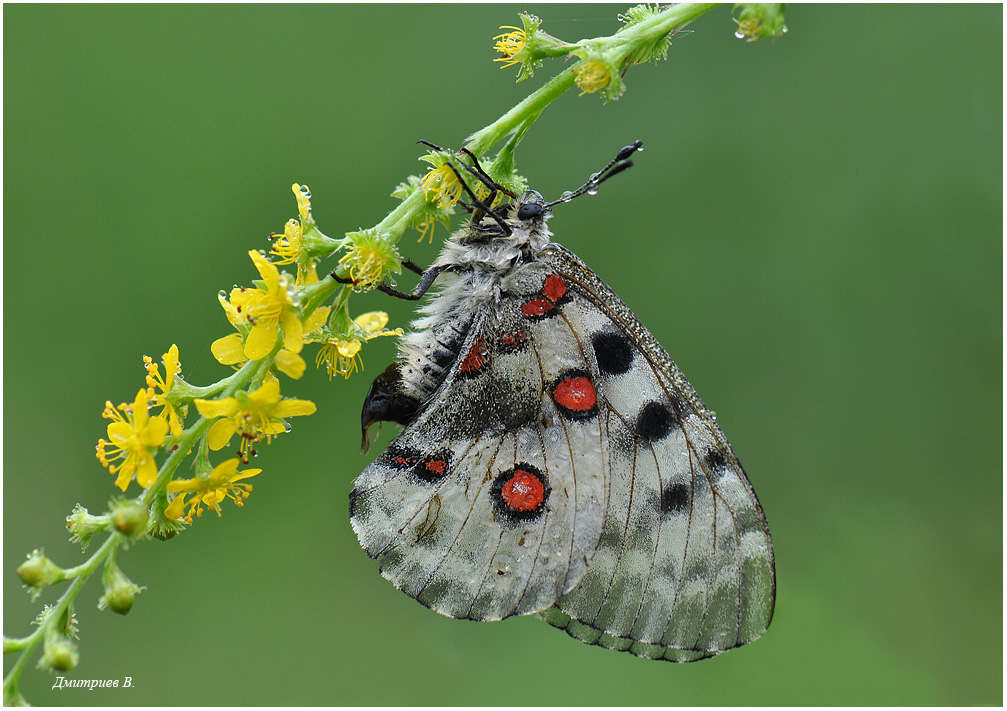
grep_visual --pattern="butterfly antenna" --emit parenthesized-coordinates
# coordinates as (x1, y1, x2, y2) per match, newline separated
(544, 140, 644, 208)
(417, 140, 512, 235)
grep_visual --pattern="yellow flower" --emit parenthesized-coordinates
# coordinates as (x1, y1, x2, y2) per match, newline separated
(734, 17, 762, 42)
(419, 161, 465, 209)
(270, 219, 319, 286)
(96, 389, 168, 491)
(211, 302, 330, 379)
(226, 250, 304, 361)
(165, 458, 261, 524)
(144, 344, 186, 436)
(391, 174, 455, 244)
(211, 333, 307, 380)
(337, 232, 400, 290)
(312, 311, 403, 380)
(573, 61, 611, 95)
(493, 26, 527, 68)
(269, 219, 302, 265)
(194, 379, 316, 461)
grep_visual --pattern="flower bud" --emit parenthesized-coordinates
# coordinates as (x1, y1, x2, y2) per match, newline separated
(99, 561, 144, 615)
(66, 504, 109, 550)
(109, 499, 149, 537)
(17, 551, 66, 597)
(40, 633, 79, 672)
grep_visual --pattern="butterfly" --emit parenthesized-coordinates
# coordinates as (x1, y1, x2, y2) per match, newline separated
(342, 141, 775, 662)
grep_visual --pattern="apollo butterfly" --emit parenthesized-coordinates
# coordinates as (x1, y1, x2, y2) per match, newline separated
(343, 141, 775, 661)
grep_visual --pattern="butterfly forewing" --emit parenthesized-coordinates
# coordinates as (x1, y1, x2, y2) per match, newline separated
(536, 244, 775, 661)
(350, 288, 607, 621)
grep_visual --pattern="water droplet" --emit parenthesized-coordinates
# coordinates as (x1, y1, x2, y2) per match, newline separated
(299, 185, 311, 198)
(587, 188, 598, 196)
(781, 25, 788, 33)
(218, 290, 227, 298)
(284, 423, 292, 433)
(560, 190, 573, 202)
(734, 31, 745, 39)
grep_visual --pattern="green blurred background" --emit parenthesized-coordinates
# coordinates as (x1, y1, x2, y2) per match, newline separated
(4, 4, 1001, 705)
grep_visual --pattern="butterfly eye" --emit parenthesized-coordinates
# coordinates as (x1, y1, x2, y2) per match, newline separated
(517, 203, 543, 221)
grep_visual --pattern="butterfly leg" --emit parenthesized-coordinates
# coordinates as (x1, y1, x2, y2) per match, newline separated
(402, 259, 426, 276)
(329, 263, 445, 301)
(375, 264, 445, 301)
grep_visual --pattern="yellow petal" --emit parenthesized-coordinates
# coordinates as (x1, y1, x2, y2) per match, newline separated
(260, 421, 288, 436)
(211, 334, 247, 365)
(280, 311, 304, 354)
(244, 322, 278, 360)
(228, 287, 253, 312)
(195, 397, 239, 419)
(248, 250, 280, 291)
(167, 477, 199, 494)
(210, 458, 241, 481)
(247, 379, 281, 408)
(136, 454, 159, 488)
(218, 292, 241, 324)
(275, 349, 306, 379)
(231, 469, 261, 483)
(303, 306, 330, 335)
(354, 311, 389, 334)
(336, 339, 362, 358)
(164, 492, 187, 520)
(164, 345, 180, 387)
(270, 398, 317, 419)
(113, 467, 133, 492)
(207, 419, 237, 451)
(131, 389, 150, 427)
(107, 421, 136, 444)
(138, 416, 169, 448)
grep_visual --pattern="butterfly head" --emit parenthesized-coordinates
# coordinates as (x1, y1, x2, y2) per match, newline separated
(461, 190, 552, 245)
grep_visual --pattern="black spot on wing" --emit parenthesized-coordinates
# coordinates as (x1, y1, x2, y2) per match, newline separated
(703, 447, 730, 482)
(592, 330, 634, 375)
(636, 401, 678, 442)
(661, 482, 691, 515)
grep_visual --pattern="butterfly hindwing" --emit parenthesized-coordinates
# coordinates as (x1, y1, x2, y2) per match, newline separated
(350, 278, 607, 621)
(535, 244, 776, 661)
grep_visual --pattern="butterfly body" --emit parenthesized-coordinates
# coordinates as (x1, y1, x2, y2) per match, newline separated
(350, 186, 775, 661)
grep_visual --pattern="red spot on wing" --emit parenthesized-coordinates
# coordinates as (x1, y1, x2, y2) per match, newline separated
(501, 469, 546, 512)
(458, 336, 488, 374)
(542, 274, 567, 303)
(521, 298, 555, 319)
(553, 374, 597, 413)
(499, 330, 527, 350)
(424, 459, 446, 475)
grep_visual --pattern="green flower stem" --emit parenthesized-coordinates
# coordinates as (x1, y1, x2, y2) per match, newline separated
(467, 3, 718, 156)
(466, 70, 577, 156)
(3, 534, 122, 704)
